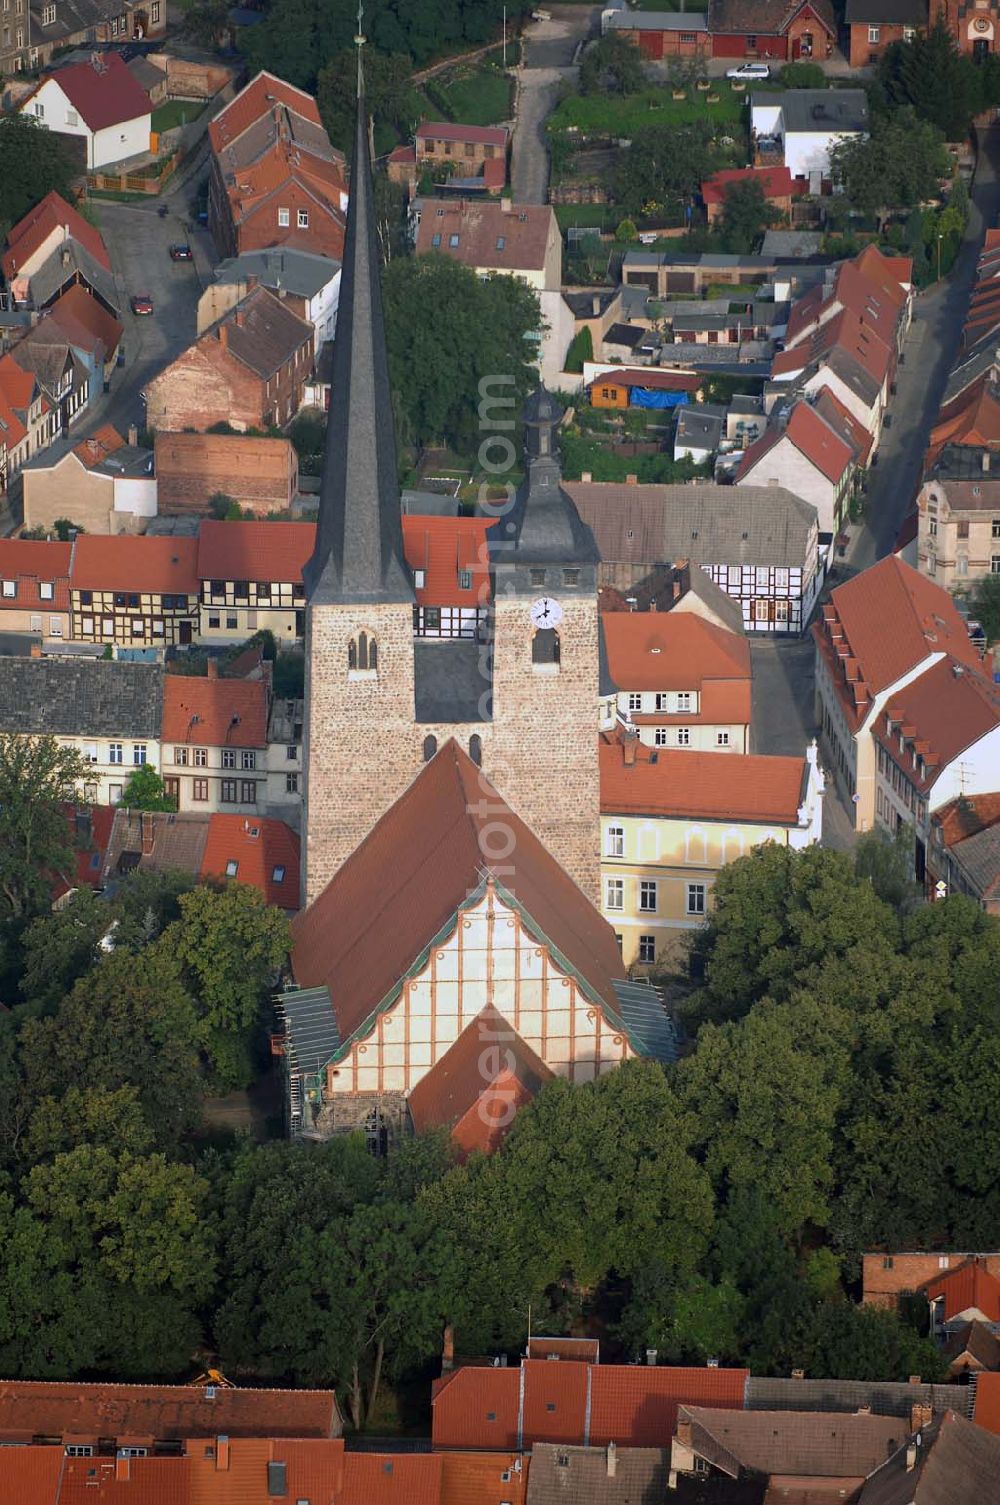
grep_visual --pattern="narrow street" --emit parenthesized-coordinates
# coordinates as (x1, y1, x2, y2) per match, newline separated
(511, 6, 598, 204)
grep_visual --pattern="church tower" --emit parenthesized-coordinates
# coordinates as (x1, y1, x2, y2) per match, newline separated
(301, 63, 417, 906)
(487, 389, 602, 903)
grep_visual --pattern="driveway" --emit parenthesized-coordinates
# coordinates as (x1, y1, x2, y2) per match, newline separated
(511, 6, 599, 205)
(89, 188, 216, 435)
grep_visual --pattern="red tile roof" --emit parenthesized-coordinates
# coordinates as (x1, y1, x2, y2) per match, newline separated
(0, 384, 28, 448)
(416, 121, 509, 149)
(0, 538, 72, 613)
(402, 514, 495, 608)
(588, 368, 702, 393)
(291, 739, 624, 1051)
(812, 385, 874, 465)
(186, 1435, 345, 1503)
(432, 1369, 522, 1450)
(701, 164, 799, 207)
(740, 401, 854, 486)
(200, 813, 301, 910)
(2, 189, 111, 278)
(209, 70, 324, 155)
(52, 801, 116, 902)
(70, 536, 199, 595)
(813, 556, 982, 730)
(432, 1362, 748, 1451)
(340, 1453, 444, 1505)
(600, 736, 808, 825)
(59, 1455, 189, 1505)
(0, 351, 46, 417)
(162, 672, 269, 748)
(196, 520, 314, 586)
(72, 424, 126, 468)
(925, 1258, 1000, 1323)
(415, 199, 554, 274)
(439, 1451, 527, 1505)
(407, 1005, 554, 1157)
(926, 374, 1000, 466)
(0, 1380, 340, 1444)
(0, 1444, 63, 1504)
(874, 657, 1000, 794)
(44, 51, 152, 132)
(933, 792, 1000, 850)
(48, 284, 123, 362)
(601, 611, 751, 725)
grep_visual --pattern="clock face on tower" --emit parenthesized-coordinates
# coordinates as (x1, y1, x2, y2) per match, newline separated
(531, 596, 563, 628)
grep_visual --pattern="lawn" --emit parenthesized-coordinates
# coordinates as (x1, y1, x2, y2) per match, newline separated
(151, 98, 207, 133)
(420, 50, 514, 128)
(548, 82, 745, 138)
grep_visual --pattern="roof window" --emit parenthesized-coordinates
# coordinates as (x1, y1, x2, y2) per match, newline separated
(225, 860, 238, 877)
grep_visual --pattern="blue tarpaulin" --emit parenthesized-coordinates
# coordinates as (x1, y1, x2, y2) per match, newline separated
(629, 389, 690, 409)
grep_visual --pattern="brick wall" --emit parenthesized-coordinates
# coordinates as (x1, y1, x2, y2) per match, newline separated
(862, 1251, 1000, 1307)
(155, 433, 298, 514)
(239, 188, 346, 262)
(144, 342, 262, 433)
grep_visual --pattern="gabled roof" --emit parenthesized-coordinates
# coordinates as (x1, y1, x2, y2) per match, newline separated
(587, 368, 702, 392)
(875, 657, 1000, 794)
(439, 1450, 527, 1505)
(600, 736, 809, 825)
(415, 198, 555, 273)
(415, 120, 508, 149)
(944, 1320, 1000, 1372)
(209, 70, 325, 156)
(0, 351, 45, 417)
(28, 234, 118, 313)
(0, 1446, 62, 1504)
(739, 401, 855, 486)
(340, 1452, 443, 1505)
(37, 51, 152, 131)
(185, 1436, 345, 1502)
(196, 520, 314, 584)
(162, 672, 269, 748)
(0, 538, 72, 614)
(407, 1005, 554, 1156)
(70, 535, 199, 595)
(2, 188, 111, 278)
(527, 1445, 668, 1505)
(59, 1454, 188, 1503)
(205, 285, 313, 380)
(46, 281, 123, 360)
(601, 609, 750, 699)
(709, 0, 836, 34)
(924, 1257, 1000, 1323)
(103, 809, 212, 886)
(200, 813, 301, 910)
(402, 513, 495, 608)
(859, 1410, 1000, 1505)
(290, 739, 625, 1051)
(844, 0, 926, 22)
(0, 1379, 340, 1443)
(73, 423, 125, 468)
(812, 385, 874, 464)
(701, 164, 799, 207)
(680, 1404, 907, 1480)
(0, 658, 163, 739)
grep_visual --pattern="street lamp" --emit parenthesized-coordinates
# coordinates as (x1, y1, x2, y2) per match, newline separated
(937, 233, 943, 282)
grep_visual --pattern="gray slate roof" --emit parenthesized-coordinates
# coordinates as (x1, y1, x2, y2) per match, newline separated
(606, 8, 707, 28)
(753, 88, 870, 135)
(859, 1410, 1000, 1505)
(414, 640, 491, 724)
(563, 481, 817, 569)
(22, 433, 153, 477)
(526, 1445, 670, 1505)
(761, 229, 824, 258)
(746, 1377, 973, 1420)
(680, 1405, 906, 1479)
(213, 285, 313, 380)
(305, 85, 412, 608)
(102, 808, 210, 884)
(950, 823, 1000, 901)
(0, 658, 163, 738)
(214, 247, 341, 301)
(676, 405, 726, 448)
(30, 238, 118, 315)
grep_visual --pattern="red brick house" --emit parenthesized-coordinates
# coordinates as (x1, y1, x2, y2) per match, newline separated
(707, 0, 837, 59)
(413, 121, 508, 190)
(701, 164, 801, 226)
(142, 285, 313, 433)
(604, 10, 711, 57)
(208, 70, 347, 262)
(940, 0, 1000, 55)
(862, 1249, 1000, 1310)
(844, 0, 926, 67)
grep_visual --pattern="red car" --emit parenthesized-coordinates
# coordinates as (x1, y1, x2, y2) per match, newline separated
(130, 294, 154, 316)
(168, 244, 193, 261)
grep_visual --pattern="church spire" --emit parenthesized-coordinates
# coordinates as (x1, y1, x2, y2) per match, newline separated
(304, 16, 413, 606)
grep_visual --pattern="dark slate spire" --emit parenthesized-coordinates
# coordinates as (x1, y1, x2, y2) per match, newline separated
(508, 386, 600, 566)
(303, 49, 412, 606)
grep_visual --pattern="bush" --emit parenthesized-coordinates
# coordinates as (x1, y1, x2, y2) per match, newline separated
(779, 62, 826, 88)
(563, 326, 594, 375)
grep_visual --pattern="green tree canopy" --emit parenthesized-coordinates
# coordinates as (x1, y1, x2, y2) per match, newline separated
(616, 120, 720, 218)
(0, 116, 78, 238)
(830, 110, 950, 228)
(121, 765, 177, 811)
(0, 734, 87, 929)
(383, 254, 540, 454)
(719, 179, 779, 255)
(875, 21, 989, 141)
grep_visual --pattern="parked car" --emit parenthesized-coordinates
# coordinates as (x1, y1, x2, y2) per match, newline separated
(130, 294, 154, 315)
(168, 243, 193, 261)
(726, 62, 771, 80)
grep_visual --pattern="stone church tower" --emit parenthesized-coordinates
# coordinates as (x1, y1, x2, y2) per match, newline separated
(302, 88, 602, 907)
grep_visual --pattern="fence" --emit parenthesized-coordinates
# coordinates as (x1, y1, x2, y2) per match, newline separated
(87, 151, 180, 197)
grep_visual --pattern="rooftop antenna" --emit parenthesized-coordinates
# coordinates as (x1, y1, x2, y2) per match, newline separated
(354, 1, 365, 100)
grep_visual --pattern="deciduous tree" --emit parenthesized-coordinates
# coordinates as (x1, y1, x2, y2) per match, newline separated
(0, 117, 78, 238)
(0, 734, 87, 926)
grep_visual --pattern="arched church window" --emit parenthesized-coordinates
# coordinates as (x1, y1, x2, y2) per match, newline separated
(469, 733, 482, 766)
(348, 638, 357, 670)
(348, 632, 379, 674)
(532, 627, 560, 666)
(423, 735, 437, 761)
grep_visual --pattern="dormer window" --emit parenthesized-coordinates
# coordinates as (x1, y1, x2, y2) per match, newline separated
(414, 569, 426, 588)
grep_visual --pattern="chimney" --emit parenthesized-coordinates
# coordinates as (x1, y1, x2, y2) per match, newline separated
(115, 1455, 130, 1482)
(61, 247, 70, 266)
(141, 812, 155, 856)
(63, 222, 70, 240)
(908, 1376, 922, 1386)
(791, 1369, 805, 1381)
(216, 1435, 230, 1472)
(625, 473, 638, 486)
(606, 1443, 617, 1479)
(676, 1420, 692, 1448)
(219, 324, 229, 349)
(127, 423, 138, 447)
(30, 642, 42, 658)
(500, 196, 512, 213)
(442, 1324, 455, 1372)
(623, 729, 638, 767)
(246, 273, 258, 292)
(592, 294, 601, 316)
(911, 1403, 932, 1432)
(905, 1443, 917, 1472)
(207, 658, 218, 679)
